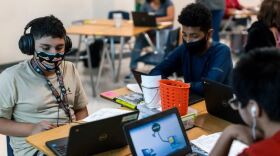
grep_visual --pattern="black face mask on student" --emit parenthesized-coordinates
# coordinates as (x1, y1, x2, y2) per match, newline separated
(34, 51, 64, 72)
(183, 36, 208, 55)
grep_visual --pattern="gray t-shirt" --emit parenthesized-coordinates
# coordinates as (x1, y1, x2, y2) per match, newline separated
(0, 60, 88, 156)
(196, 0, 225, 10)
(141, 0, 173, 17)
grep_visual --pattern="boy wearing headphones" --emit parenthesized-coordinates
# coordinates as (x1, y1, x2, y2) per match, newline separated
(0, 15, 88, 155)
(210, 48, 280, 155)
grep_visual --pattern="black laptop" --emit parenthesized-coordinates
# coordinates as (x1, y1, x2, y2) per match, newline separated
(132, 12, 157, 27)
(46, 111, 139, 156)
(203, 79, 244, 124)
(123, 108, 207, 156)
(131, 69, 204, 105)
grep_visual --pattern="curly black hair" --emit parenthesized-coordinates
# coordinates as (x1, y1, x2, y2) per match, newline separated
(29, 15, 66, 39)
(178, 3, 212, 32)
(233, 47, 280, 122)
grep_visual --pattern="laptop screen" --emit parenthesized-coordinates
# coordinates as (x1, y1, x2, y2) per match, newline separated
(126, 109, 190, 156)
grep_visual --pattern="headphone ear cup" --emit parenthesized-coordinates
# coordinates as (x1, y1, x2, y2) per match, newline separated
(18, 33, 34, 55)
(64, 36, 72, 54)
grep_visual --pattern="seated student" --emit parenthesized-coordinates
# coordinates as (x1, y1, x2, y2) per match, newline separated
(0, 15, 88, 155)
(126, 0, 175, 80)
(150, 3, 233, 95)
(210, 47, 280, 156)
(245, 0, 280, 52)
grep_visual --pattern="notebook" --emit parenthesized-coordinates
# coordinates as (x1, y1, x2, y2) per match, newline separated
(131, 69, 204, 105)
(113, 92, 144, 110)
(123, 108, 208, 156)
(46, 111, 139, 156)
(132, 12, 157, 27)
(203, 79, 244, 124)
(110, 70, 147, 109)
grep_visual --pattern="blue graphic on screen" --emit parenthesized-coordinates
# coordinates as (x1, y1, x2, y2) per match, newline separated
(129, 113, 187, 156)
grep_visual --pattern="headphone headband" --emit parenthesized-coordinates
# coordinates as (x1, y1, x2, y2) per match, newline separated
(19, 18, 72, 55)
(23, 18, 40, 35)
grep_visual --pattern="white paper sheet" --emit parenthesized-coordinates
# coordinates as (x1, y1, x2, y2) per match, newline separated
(126, 83, 142, 94)
(191, 132, 248, 156)
(82, 108, 132, 122)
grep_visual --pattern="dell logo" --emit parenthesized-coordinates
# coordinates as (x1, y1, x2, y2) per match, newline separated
(98, 133, 108, 141)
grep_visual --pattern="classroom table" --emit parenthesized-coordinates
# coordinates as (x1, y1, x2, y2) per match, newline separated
(67, 20, 172, 96)
(25, 102, 229, 155)
(26, 88, 230, 156)
(221, 9, 257, 33)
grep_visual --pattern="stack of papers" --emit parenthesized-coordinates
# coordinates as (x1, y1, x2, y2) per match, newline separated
(82, 108, 132, 122)
(191, 132, 248, 156)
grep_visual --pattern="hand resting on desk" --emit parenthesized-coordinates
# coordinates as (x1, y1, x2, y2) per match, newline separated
(30, 120, 57, 135)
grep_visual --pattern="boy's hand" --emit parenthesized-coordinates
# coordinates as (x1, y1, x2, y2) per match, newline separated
(30, 120, 56, 135)
(224, 124, 263, 145)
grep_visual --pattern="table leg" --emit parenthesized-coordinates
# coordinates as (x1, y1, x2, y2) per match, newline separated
(143, 33, 157, 53)
(84, 37, 97, 97)
(110, 37, 116, 80)
(156, 29, 161, 53)
(221, 16, 234, 34)
(115, 37, 125, 82)
(74, 35, 83, 66)
(96, 40, 113, 91)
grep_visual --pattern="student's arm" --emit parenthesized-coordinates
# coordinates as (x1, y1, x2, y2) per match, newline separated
(149, 46, 183, 78)
(74, 107, 88, 120)
(210, 124, 257, 156)
(0, 71, 56, 136)
(156, 5, 175, 22)
(191, 45, 233, 94)
(69, 62, 89, 121)
(0, 118, 55, 137)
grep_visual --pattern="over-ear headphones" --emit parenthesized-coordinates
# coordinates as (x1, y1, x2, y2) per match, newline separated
(251, 106, 257, 117)
(18, 19, 72, 55)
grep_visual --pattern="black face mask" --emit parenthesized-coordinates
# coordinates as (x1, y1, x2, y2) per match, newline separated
(183, 36, 208, 55)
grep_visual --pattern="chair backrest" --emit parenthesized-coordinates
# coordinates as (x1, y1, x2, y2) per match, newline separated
(164, 27, 181, 55)
(108, 10, 130, 20)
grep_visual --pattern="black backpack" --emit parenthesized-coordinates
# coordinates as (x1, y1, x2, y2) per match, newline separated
(82, 39, 104, 68)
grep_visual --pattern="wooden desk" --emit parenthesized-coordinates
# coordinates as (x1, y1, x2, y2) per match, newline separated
(67, 19, 172, 95)
(26, 88, 230, 155)
(221, 9, 257, 34)
(227, 9, 257, 18)
(67, 22, 153, 37)
(100, 87, 230, 135)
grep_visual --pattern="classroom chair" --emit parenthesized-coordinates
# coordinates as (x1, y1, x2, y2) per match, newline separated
(136, 27, 180, 66)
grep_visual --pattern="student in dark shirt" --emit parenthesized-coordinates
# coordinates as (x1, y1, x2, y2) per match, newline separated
(210, 48, 280, 156)
(245, 0, 280, 52)
(150, 3, 233, 95)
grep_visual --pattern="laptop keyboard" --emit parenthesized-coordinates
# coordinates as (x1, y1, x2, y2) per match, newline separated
(52, 144, 67, 156)
(189, 93, 204, 105)
(190, 143, 208, 156)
